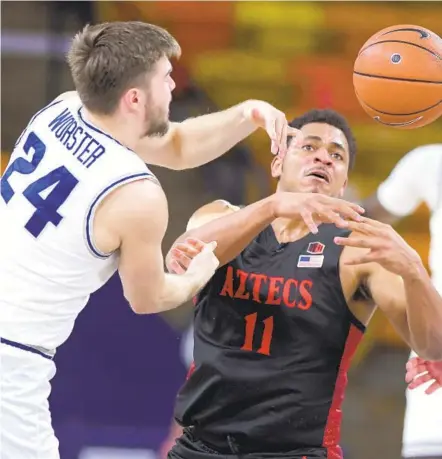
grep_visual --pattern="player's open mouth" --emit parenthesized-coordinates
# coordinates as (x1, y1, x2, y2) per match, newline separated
(305, 169, 330, 183)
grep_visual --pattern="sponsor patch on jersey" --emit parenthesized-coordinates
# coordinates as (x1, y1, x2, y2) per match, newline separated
(306, 241, 325, 254)
(297, 254, 324, 268)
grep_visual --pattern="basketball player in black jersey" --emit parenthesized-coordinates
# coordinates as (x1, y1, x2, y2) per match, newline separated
(165, 109, 442, 459)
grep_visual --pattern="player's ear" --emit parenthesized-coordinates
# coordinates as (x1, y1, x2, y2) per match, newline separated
(271, 154, 283, 179)
(121, 87, 144, 114)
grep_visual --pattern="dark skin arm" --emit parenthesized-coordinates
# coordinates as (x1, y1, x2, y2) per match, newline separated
(166, 195, 364, 269)
(336, 218, 442, 361)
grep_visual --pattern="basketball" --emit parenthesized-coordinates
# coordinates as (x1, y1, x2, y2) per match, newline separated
(353, 25, 442, 129)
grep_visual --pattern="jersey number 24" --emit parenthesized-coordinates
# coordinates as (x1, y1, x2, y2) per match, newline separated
(1, 131, 78, 237)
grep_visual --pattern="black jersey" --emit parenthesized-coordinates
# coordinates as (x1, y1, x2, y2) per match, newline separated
(174, 224, 366, 457)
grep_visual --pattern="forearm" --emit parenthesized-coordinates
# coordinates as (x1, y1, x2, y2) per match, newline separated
(167, 102, 256, 169)
(173, 196, 276, 267)
(154, 272, 206, 312)
(403, 265, 442, 360)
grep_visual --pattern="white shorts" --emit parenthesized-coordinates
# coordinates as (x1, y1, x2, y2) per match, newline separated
(0, 341, 59, 459)
(402, 352, 442, 458)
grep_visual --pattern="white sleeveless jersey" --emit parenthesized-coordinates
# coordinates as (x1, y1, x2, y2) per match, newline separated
(0, 94, 157, 351)
(377, 143, 442, 457)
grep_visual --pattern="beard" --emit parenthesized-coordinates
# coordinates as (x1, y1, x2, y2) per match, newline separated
(142, 98, 170, 137)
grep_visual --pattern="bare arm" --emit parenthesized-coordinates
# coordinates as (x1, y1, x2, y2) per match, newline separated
(97, 180, 218, 314)
(135, 100, 295, 170)
(364, 263, 413, 347)
(367, 262, 442, 360)
(137, 104, 254, 170)
(170, 198, 276, 267)
(167, 194, 364, 269)
(336, 220, 442, 361)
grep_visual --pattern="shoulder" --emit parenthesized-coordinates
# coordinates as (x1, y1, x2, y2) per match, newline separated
(187, 199, 241, 231)
(94, 178, 167, 253)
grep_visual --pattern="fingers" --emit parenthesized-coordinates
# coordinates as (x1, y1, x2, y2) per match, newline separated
(170, 247, 193, 269)
(349, 202, 366, 214)
(263, 115, 278, 155)
(173, 242, 201, 259)
(405, 358, 428, 379)
(405, 364, 428, 382)
(426, 381, 442, 395)
(314, 196, 364, 223)
(300, 210, 319, 234)
(279, 118, 288, 157)
(334, 235, 374, 249)
(343, 221, 379, 235)
(320, 210, 349, 228)
(407, 372, 433, 390)
(169, 259, 187, 275)
(185, 237, 207, 252)
(345, 218, 388, 235)
(287, 127, 303, 148)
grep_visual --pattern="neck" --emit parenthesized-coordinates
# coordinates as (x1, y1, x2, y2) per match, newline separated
(271, 218, 310, 244)
(83, 108, 139, 151)
(272, 183, 310, 243)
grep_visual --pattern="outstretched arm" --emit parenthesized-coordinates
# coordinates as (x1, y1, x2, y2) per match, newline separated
(335, 218, 442, 360)
(135, 100, 296, 170)
(167, 193, 364, 270)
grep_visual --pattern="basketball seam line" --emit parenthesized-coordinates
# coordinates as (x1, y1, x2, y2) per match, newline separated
(358, 39, 441, 60)
(361, 98, 442, 116)
(353, 71, 442, 85)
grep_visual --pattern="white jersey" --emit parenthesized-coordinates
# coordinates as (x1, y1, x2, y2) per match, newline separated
(0, 94, 157, 352)
(377, 143, 442, 457)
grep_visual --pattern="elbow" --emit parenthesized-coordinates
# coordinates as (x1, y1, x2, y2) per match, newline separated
(124, 291, 161, 315)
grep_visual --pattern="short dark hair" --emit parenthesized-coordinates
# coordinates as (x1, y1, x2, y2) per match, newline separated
(67, 21, 181, 115)
(289, 109, 357, 169)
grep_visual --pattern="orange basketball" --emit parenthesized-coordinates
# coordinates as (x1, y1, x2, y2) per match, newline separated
(353, 25, 442, 129)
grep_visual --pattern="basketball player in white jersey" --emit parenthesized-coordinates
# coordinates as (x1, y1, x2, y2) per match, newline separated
(0, 20, 326, 459)
(362, 143, 442, 459)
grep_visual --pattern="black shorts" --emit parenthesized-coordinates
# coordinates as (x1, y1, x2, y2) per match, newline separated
(168, 428, 329, 459)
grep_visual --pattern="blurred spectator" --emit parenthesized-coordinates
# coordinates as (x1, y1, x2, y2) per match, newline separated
(45, 1, 94, 101)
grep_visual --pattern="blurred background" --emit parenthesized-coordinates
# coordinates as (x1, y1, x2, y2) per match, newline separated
(1, 1, 442, 458)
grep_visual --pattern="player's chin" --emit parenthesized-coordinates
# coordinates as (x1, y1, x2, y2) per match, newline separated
(300, 179, 331, 194)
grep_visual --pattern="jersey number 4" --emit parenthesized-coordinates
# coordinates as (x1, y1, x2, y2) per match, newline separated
(241, 313, 274, 356)
(1, 131, 79, 237)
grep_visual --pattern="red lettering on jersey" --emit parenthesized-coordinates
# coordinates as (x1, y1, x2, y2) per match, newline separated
(234, 269, 251, 300)
(219, 266, 315, 312)
(282, 278, 298, 308)
(220, 265, 234, 297)
(266, 276, 284, 305)
(249, 273, 267, 303)
(298, 280, 313, 310)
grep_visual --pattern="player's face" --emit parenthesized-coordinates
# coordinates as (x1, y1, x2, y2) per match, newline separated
(142, 56, 175, 137)
(271, 123, 350, 197)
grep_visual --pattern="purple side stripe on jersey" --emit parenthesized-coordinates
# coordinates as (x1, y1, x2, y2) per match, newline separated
(1, 337, 53, 360)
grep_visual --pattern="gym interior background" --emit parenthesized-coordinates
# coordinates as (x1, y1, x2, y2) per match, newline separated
(1, 2, 441, 458)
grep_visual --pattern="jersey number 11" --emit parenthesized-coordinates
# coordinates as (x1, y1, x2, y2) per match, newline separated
(241, 313, 274, 356)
